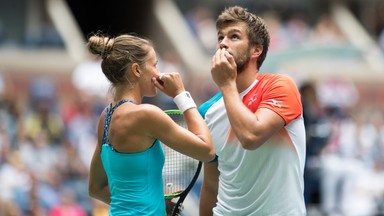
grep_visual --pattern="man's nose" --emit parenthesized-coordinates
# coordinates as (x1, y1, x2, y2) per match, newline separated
(219, 38, 229, 49)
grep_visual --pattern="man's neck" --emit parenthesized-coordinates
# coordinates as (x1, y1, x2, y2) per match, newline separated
(236, 68, 259, 93)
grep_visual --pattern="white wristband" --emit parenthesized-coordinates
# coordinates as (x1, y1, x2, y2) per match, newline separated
(173, 91, 197, 113)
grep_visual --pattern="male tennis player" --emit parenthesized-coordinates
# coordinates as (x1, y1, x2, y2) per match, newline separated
(199, 6, 306, 215)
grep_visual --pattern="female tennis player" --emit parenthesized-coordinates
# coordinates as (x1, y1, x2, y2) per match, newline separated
(87, 33, 215, 216)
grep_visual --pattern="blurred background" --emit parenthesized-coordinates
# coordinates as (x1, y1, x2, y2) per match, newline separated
(1, 0, 384, 215)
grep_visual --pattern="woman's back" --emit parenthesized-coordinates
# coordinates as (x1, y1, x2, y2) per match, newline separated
(101, 101, 166, 215)
(101, 142, 165, 215)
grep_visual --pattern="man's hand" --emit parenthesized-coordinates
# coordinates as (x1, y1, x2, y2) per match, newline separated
(211, 48, 237, 89)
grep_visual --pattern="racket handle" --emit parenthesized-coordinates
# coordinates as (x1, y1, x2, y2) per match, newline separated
(171, 199, 183, 216)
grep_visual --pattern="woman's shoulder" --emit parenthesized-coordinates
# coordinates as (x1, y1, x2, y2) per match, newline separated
(110, 103, 166, 137)
(136, 103, 164, 116)
(114, 103, 163, 121)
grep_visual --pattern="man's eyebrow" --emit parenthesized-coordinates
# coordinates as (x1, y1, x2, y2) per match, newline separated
(217, 28, 243, 36)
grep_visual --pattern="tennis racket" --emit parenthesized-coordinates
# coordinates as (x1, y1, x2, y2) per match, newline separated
(161, 109, 203, 216)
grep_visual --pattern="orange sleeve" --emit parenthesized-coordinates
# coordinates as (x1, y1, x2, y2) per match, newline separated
(258, 74, 302, 125)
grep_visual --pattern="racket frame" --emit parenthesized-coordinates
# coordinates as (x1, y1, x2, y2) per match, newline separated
(162, 109, 203, 216)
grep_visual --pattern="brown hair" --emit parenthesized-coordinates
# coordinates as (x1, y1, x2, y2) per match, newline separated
(216, 6, 270, 69)
(87, 33, 153, 87)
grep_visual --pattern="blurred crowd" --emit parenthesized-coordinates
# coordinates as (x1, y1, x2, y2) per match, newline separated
(300, 80, 384, 216)
(0, 70, 108, 216)
(1, 2, 384, 216)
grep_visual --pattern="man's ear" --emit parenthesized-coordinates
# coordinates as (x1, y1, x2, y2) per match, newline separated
(251, 45, 263, 58)
(131, 63, 141, 78)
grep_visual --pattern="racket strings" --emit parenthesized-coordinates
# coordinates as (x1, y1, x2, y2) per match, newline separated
(163, 146, 198, 195)
(162, 113, 199, 196)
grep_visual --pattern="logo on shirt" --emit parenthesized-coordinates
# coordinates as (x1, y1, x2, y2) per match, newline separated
(267, 99, 282, 108)
(247, 95, 257, 106)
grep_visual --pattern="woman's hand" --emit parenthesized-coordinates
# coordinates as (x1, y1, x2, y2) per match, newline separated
(153, 72, 185, 98)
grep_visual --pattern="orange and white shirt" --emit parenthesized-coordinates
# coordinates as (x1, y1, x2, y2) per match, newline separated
(199, 74, 306, 216)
